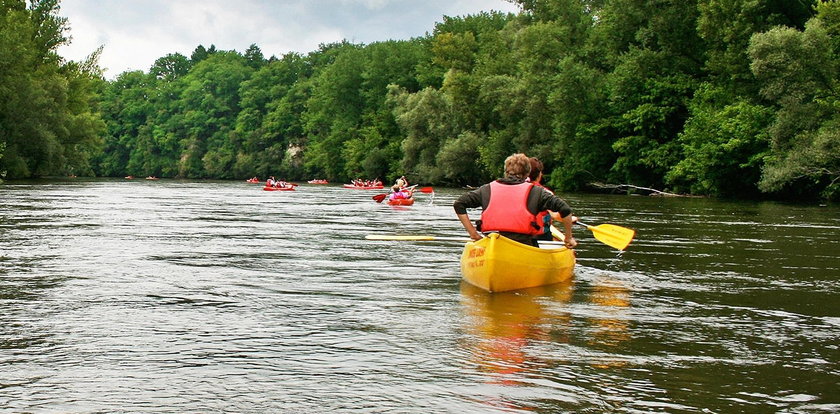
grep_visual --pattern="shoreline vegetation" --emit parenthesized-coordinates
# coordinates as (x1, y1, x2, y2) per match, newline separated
(0, 0, 838, 202)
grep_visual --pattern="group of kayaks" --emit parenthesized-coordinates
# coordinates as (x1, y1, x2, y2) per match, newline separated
(247, 178, 420, 206)
(342, 183, 384, 190)
(245, 177, 302, 191)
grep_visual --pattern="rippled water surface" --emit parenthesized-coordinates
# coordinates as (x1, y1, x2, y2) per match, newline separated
(1, 179, 838, 412)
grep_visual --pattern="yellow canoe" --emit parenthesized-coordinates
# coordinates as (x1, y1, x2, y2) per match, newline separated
(460, 233, 575, 292)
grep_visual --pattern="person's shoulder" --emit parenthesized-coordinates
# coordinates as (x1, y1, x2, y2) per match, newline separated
(475, 182, 494, 192)
(530, 184, 557, 199)
(533, 184, 553, 193)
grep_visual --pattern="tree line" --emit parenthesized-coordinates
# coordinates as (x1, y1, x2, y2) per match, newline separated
(1, 0, 838, 200)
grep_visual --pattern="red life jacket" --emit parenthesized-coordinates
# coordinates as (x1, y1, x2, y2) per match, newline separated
(481, 181, 541, 235)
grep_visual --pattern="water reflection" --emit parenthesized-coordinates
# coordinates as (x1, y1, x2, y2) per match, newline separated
(458, 275, 637, 411)
(586, 275, 632, 368)
(459, 281, 574, 384)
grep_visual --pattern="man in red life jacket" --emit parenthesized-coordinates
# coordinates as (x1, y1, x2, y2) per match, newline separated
(453, 153, 577, 248)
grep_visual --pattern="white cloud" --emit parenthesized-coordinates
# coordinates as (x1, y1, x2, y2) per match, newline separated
(57, 0, 519, 79)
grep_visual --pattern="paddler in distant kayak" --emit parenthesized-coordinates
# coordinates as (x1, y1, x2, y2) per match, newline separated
(453, 153, 577, 248)
(388, 185, 413, 201)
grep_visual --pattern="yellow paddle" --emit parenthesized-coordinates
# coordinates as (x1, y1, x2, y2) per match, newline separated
(550, 225, 566, 242)
(556, 221, 635, 250)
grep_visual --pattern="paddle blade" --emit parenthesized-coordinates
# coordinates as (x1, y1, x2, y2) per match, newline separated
(372, 193, 388, 203)
(417, 187, 434, 193)
(587, 223, 635, 250)
(550, 225, 565, 242)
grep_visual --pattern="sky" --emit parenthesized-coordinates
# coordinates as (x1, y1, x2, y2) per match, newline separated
(57, 0, 520, 79)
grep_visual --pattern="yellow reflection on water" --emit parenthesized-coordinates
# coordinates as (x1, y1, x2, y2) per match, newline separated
(459, 277, 635, 410)
(459, 280, 574, 386)
(587, 275, 631, 368)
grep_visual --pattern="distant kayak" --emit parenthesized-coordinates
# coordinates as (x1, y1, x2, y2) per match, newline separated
(343, 184, 384, 190)
(308, 179, 329, 184)
(263, 186, 295, 191)
(246, 178, 260, 183)
(387, 198, 415, 206)
(145, 176, 159, 180)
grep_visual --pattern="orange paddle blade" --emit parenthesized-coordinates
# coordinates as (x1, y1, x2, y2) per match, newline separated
(417, 187, 434, 193)
(372, 193, 388, 203)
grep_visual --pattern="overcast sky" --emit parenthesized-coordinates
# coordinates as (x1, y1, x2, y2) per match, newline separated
(57, 0, 520, 79)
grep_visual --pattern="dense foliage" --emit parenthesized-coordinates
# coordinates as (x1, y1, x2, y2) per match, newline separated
(0, 0, 104, 181)
(1, 0, 838, 200)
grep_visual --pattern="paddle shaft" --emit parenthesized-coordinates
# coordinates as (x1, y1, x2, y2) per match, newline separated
(365, 234, 567, 247)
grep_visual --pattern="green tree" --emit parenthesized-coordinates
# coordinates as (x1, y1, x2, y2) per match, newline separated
(302, 42, 365, 180)
(0, 0, 104, 178)
(95, 71, 155, 176)
(589, 0, 703, 189)
(389, 85, 461, 183)
(667, 85, 773, 197)
(236, 52, 310, 178)
(150, 53, 191, 81)
(749, 6, 840, 199)
(243, 43, 266, 69)
(190, 44, 217, 64)
(178, 51, 253, 178)
(698, 0, 815, 95)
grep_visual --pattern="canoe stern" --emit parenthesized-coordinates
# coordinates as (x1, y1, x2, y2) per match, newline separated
(461, 233, 574, 292)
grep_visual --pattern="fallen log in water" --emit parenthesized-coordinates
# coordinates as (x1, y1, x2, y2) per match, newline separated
(588, 182, 700, 197)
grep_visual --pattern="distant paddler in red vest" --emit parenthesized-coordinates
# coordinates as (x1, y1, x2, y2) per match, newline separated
(453, 153, 577, 248)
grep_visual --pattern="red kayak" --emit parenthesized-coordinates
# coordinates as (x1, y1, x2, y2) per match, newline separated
(263, 186, 295, 191)
(308, 179, 329, 184)
(387, 198, 415, 206)
(343, 184, 384, 190)
(246, 178, 260, 183)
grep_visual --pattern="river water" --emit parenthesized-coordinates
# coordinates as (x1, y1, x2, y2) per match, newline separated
(1, 179, 838, 413)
